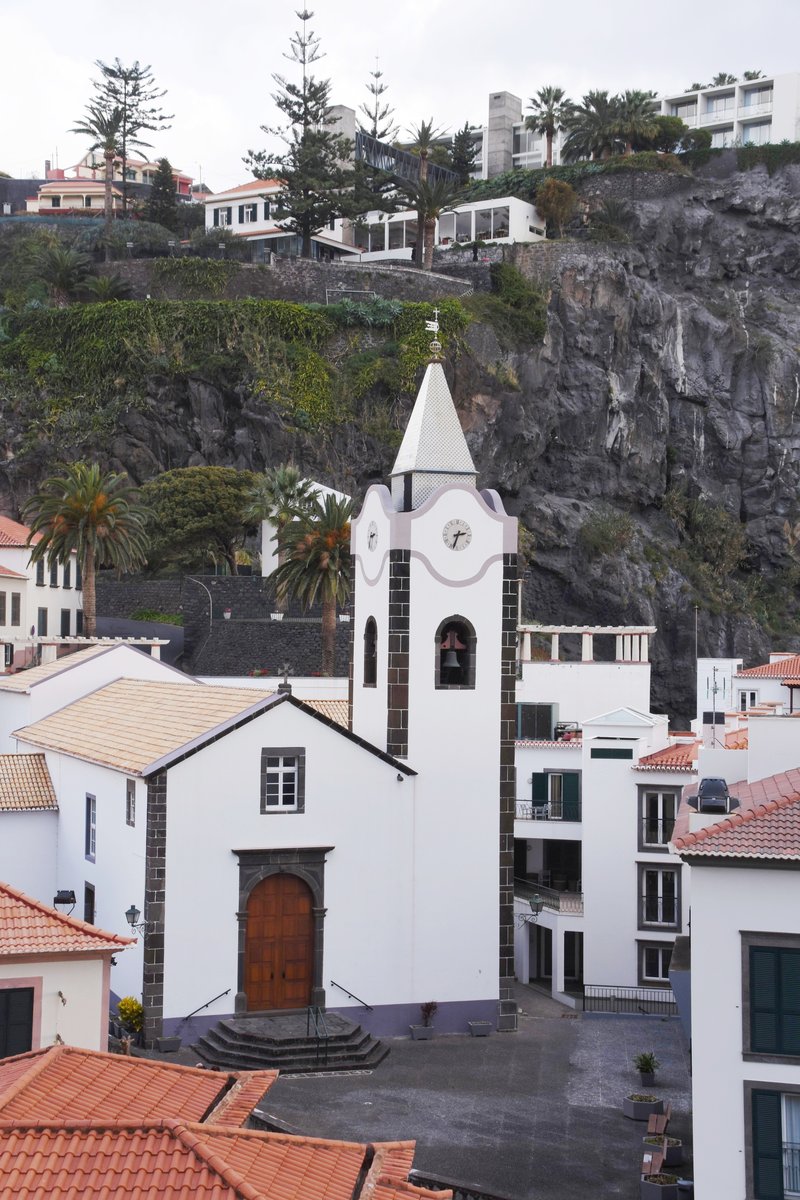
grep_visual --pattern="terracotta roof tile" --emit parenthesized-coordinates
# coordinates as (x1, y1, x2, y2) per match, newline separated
(515, 739, 581, 749)
(304, 699, 348, 727)
(674, 767, 800, 860)
(0, 754, 57, 811)
(0, 563, 27, 579)
(736, 653, 800, 679)
(16, 679, 273, 774)
(0, 645, 112, 692)
(783, 678, 800, 687)
(0, 1046, 275, 1126)
(210, 180, 282, 197)
(637, 741, 700, 771)
(0, 515, 39, 548)
(0, 883, 133, 955)
(724, 729, 749, 749)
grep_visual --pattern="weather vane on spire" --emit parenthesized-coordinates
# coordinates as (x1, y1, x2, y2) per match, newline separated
(425, 308, 442, 359)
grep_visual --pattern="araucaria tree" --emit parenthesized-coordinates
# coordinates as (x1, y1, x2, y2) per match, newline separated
(244, 10, 355, 259)
(91, 59, 173, 214)
(70, 104, 122, 252)
(451, 123, 478, 184)
(274, 494, 353, 676)
(359, 59, 398, 141)
(525, 86, 573, 168)
(146, 157, 178, 231)
(23, 463, 149, 637)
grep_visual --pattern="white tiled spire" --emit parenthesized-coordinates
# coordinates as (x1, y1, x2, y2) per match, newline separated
(390, 361, 477, 511)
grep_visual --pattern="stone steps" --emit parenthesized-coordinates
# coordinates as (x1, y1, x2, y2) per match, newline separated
(193, 1012, 389, 1074)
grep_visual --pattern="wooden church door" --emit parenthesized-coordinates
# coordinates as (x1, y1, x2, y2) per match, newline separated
(244, 875, 314, 1011)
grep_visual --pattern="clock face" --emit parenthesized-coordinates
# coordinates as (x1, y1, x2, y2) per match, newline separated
(367, 521, 378, 552)
(442, 518, 472, 551)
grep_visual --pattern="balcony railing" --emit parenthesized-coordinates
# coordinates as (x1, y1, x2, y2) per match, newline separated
(784, 1143, 800, 1195)
(514, 876, 583, 915)
(739, 101, 772, 118)
(584, 983, 677, 1015)
(699, 109, 735, 126)
(516, 798, 582, 822)
(640, 897, 678, 927)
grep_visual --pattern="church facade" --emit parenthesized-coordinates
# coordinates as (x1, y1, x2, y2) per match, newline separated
(4, 351, 519, 1042)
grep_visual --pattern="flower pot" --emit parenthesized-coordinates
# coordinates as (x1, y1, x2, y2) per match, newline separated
(643, 1137, 683, 1168)
(623, 1095, 664, 1121)
(410, 1025, 434, 1040)
(640, 1071, 656, 1086)
(270, 612, 283, 621)
(155, 1035, 182, 1053)
(468, 1020, 492, 1037)
(223, 610, 232, 621)
(640, 1176, 678, 1199)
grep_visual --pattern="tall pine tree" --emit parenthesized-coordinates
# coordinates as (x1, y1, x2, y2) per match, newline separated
(359, 59, 398, 141)
(451, 123, 478, 184)
(146, 158, 178, 231)
(244, 10, 355, 259)
(91, 59, 173, 213)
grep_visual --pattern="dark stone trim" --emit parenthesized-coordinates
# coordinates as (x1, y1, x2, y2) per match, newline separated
(259, 747, 306, 813)
(142, 770, 167, 1046)
(386, 550, 410, 757)
(635, 938, 675, 987)
(284, 694, 416, 775)
(233, 847, 332, 1012)
(498, 552, 518, 1032)
(433, 614, 477, 690)
(637, 784, 680, 854)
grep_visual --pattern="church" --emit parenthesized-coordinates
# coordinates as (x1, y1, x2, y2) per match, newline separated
(1, 345, 519, 1044)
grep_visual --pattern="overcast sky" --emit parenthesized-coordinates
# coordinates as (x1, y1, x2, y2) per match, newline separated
(2, 0, 798, 191)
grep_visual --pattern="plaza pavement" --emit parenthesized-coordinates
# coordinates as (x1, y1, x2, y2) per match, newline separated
(258, 983, 693, 1200)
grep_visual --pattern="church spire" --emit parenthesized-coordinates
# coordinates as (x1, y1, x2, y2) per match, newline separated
(390, 313, 477, 511)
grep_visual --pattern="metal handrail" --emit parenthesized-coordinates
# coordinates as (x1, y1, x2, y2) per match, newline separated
(514, 877, 584, 915)
(330, 980, 374, 1011)
(306, 1005, 330, 1066)
(176, 988, 231, 1028)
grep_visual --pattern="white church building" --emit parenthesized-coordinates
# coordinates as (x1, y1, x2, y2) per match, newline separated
(0, 350, 519, 1045)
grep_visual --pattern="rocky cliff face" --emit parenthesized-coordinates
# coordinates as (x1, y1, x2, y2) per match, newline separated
(2, 157, 799, 721)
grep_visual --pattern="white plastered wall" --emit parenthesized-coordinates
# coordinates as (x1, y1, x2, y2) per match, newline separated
(0, 954, 109, 1051)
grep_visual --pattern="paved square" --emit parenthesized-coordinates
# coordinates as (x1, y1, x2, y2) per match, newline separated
(259, 987, 692, 1199)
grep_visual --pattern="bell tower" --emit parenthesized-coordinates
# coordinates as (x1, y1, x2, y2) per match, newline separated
(350, 326, 519, 1032)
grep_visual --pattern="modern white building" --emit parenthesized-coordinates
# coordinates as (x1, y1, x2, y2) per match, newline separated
(0, 516, 83, 669)
(659, 72, 800, 148)
(353, 196, 545, 261)
(512, 624, 694, 1005)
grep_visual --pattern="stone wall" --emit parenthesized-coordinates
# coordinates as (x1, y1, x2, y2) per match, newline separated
(98, 259, 474, 303)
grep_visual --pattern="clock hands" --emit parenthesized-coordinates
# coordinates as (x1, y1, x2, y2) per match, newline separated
(451, 529, 464, 548)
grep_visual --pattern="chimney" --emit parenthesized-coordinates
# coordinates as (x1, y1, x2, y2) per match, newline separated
(44, 159, 51, 177)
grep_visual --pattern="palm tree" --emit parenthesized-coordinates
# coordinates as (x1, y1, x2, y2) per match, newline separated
(80, 273, 132, 303)
(23, 462, 148, 637)
(407, 119, 445, 265)
(615, 90, 659, 154)
(525, 86, 573, 168)
(562, 91, 623, 162)
(245, 465, 315, 607)
(28, 246, 93, 307)
(273, 494, 353, 676)
(70, 105, 123, 258)
(398, 177, 464, 270)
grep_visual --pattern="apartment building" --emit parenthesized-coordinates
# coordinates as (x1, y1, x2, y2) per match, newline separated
(659, 72, 800, 149)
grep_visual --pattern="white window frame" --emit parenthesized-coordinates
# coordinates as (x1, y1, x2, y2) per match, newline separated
(639, 865, 680, 929)
(85, 794, 96, 861)
(639, 942, 673, 984)
(640, 788, 678, 849)
(242, 203, 257, 223)
(125, 779, 136, 828)
(739, 688, 759, 711)
(261, 748, 305, 813)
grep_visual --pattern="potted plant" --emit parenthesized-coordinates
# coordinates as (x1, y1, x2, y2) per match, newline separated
(223, 607, 232, 620)
(642, 1136, 683, 1167)
(270, 611, 284, 621)
(640, 1173, 679, 1198)
(634, 1050, 661, 1086)
(623, 1094, 664, 1121)
(116, 995, 144, 1048)
(468, 1019, 493, 1037)
(410, 1000, 438, 1040)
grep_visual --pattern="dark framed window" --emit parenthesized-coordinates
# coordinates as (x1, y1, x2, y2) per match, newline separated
(85, 793, 96, 860)
(0, 593, 6, 625)
(745, 1081, 800, 1200)
(638, 864, 680, 930)
(49, 562, 58, 587)
(638, 786, 678, 851)
(83, 882, 95, 925)
(60, 609, 70, 637)
(749, 945, 800, 1057)
(63, 561, 71, 589)
(35, 561, 45, 586)
(37, 608, 47, 636)
(260, 748, 305, 813)
(10, 593, 20, 627)
(0, 987, 34, 1057)
(530, 771, 581, 820)
(516, 703, 554, 740)
(126, 779, 136, 827)
(637, 940, 673, 985)
(75, 561, 82, 592)
(363, 617, 377, 687)
(434, 615, 476, 690)
(76, 610, 83, 635)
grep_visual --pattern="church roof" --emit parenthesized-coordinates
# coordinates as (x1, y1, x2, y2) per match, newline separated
(391, 362, 476, 479)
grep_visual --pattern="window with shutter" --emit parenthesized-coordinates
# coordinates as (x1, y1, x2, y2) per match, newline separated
(752, 1089, 784, 1200)
(517, 703, 554, 740)
(0, 987, 34, 1057)
(238, 204, 245, 222)
(751, 947, 800, 1055)
(531, 773, 548, 807)
(213, 208, 219, 227)
(562, 772, 581, 821)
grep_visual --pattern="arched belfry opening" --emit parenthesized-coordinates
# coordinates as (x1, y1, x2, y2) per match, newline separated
(363, 616, 377, 687)
(435, 616, 477, 689)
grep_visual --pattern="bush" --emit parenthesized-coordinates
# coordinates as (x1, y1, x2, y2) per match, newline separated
(579, 510, 635, 558)
(117, 995, 144, 1032)
(533, 178, 578, 237)
(131, 609, 184, 625)
(736, 141, 800, 175)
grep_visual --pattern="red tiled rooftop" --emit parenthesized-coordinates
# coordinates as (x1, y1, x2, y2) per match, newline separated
(0, 1120, 428, 1200)
(0, 1045, 276, 1126)
(674, 767, 800, 860)
(0, 564, 27, 579)
(0, 882, 133, 955)
(736, 653, 800, 679)
(637, 741, 700, 771)
(0, 515, 38, 548)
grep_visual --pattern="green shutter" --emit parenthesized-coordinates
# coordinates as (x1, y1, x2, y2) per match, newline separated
(213, 208, 219, 227)
(238, 204, 245, 222)
(752, 947, 779, 1053)
(590, 747, 633, 760)
(781, 952, 800, 1054)
(562, 773, 581, 821)
(531, 774, 548, 805)
(752, 1089, 784, 1200)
